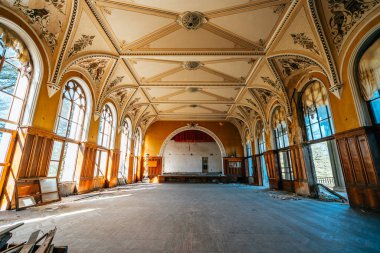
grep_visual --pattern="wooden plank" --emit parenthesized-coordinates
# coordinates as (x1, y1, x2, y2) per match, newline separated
(19, 230, 40, 253)
(35, 228, 56, 253)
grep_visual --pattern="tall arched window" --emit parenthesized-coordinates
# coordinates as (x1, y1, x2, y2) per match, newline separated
(256, 121, 266, 154)
(0, 24, 33, 188)
(245, 129, 253, 177)
(256, 121, 269, 187)
(302, 81, 333, 141)
(272, 106, 293, 181)
(118, 117, 132, 181)
(49, 80, 87, 182)
(272, 106, 289, 149)
(132, 128, 142, 181)
(94, 104, 116, 179)
(98, 105, 114, 149)
(358, 38, 380, 125)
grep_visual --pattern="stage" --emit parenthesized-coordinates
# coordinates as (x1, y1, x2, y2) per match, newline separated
(157, 173, 241, 183)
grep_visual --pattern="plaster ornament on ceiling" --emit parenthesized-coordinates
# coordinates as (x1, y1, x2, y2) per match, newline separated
(68, 34, 95, 58)
(109, 76, 124, 89)
(278, 57, 314, 78)
(273, 3, 287, 14)
(11, 0, 65, 52)
(186, 87, 200, 93)
(290, 33, 320, 55)
(112, 90, 128, 106)
(327, 0, 380, 52)
(261, 76, 281, 90)
(256, 88, 273, 105)
(182, 61, 204, 70)
(77, 58, 108, 84)
(246, 98, 257, 107)
(178, 11, 207, 30)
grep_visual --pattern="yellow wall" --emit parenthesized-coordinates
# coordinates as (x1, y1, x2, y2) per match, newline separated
(142, 121, 244, 157)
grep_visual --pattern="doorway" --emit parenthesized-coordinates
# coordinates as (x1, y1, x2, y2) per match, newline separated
(202, 157, 208, 173)
(309, 140, 345, 191)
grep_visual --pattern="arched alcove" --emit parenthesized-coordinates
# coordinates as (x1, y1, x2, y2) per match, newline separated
(159, 126, 226, 174)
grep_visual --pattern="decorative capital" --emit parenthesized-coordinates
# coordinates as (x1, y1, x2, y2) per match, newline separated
(46, 82, 60, 98)
(94, 111, 101, 121)
(329, 83, 344, 99)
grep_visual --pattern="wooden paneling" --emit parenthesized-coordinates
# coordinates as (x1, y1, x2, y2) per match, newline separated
(78, 142, 97, 193)
(223, 158, 245, 176)
(263, 150, 281, 190)
(146, 156, 162, 182)
(252, 155, 263, 186)
(107, 150, 120, 188)
(335, 127, 380, 210)
(289, 144, 312, 196)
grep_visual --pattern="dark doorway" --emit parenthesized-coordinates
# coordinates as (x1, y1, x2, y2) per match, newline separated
(202, 157, 208, 173)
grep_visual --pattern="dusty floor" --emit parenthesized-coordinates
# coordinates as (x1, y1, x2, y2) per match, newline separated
(0, 184, 379, 253)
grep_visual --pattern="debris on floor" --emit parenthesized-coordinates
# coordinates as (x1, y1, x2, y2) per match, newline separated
(0, 223, 67, 253)
(268, 191, 303, 200)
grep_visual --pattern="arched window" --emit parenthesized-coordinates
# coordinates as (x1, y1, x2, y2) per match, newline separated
(272, 106, 289, 149)
(271, 106, 293, 181)
(0, 24, 34, 187)
(118, 117, 132, 180)
(245, 129, 253, 177)
(358, 38, 380, 125)
(98, 104, 114, 149)
(132, 128, 142, 181)
(301, 81, 333, 141)
(56, 81, 86, 140)
(94, 103, 116, 179)
(49, 80, 87, 182)
(256, 121, 266, 154)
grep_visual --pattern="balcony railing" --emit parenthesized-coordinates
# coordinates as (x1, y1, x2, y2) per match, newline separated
(317, 176, 335, 187)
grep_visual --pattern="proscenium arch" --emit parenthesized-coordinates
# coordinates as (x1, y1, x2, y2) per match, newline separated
(159, 126, 227, 174)
(159, 126, 227, 157)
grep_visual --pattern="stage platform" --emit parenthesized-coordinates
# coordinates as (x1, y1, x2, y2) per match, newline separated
(158, 173, 241, 183)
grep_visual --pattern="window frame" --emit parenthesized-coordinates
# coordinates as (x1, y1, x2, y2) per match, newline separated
(301, 81, 334, 141)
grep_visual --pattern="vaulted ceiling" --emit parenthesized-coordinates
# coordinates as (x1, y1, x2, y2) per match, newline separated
(2, 0, 377, 136)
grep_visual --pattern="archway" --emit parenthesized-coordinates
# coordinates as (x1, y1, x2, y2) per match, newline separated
(159, 126, 226, 174)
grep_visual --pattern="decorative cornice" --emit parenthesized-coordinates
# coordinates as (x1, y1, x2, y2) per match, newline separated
(307, 0, 343, 98)
(50, 0, 79, 90)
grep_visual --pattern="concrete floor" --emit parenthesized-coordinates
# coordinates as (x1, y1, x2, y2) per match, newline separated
(1, 184, 379, 253)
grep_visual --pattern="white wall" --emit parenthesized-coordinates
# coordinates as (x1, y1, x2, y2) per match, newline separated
(163, 140, 222, 173)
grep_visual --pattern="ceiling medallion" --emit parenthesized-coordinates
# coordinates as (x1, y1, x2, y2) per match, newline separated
(182, 61, 203, 70)
(178, 11, 207, 30)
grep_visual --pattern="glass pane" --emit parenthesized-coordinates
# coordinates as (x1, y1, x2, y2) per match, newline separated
(99, 151, 108, 176)
(94, 150, 100, 177)
(306, 126, 312, 141)
(14, 74, 28, 99)
(48, 161, 59, 177)
(320, 119, 332, 137)
(60, 99, 71, 120)
(0, 62, 19, 94)
(311, 123, 322, 140)
(0, 91, 12, 119)
(370, 98, 380, 124)
(51, 141, 63, 160)
(309, 112, 318, 124)
(60, 142, 79, 182)
(0, 131, 12, 163)
(56, 118, 68, 137)
(9, 97, 23, 122)
(304, 114, 310, 126)
(4, 47, 22, 68)
(317, 105, 328, 120)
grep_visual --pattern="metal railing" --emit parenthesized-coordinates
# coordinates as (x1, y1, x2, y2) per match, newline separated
(316, 176, 335, 186)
